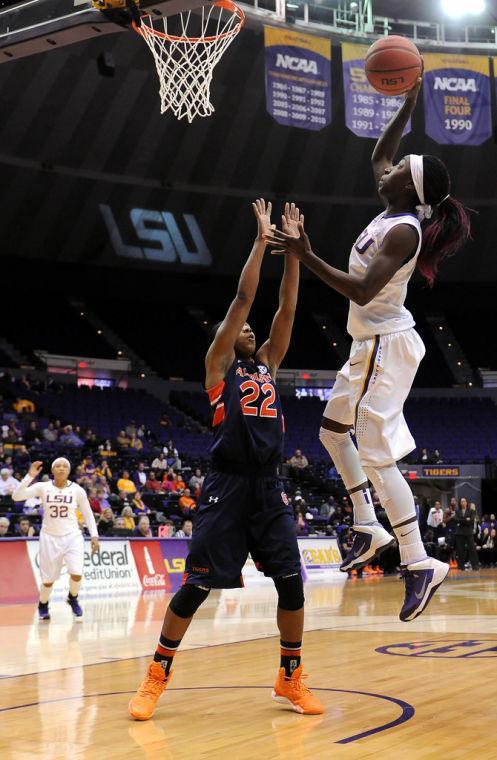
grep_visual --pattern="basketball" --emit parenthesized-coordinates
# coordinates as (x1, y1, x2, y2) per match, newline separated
(365, 35, 422, 95)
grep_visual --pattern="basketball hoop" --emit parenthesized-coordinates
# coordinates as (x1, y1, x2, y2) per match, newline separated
(133, 1, 244, 122)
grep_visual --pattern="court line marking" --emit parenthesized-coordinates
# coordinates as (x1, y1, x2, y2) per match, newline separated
(0, 685, 415, 744)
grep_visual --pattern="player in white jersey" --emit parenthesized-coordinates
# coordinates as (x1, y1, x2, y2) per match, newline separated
(13, 457, 99, 621)
(265, 75, 471, 621)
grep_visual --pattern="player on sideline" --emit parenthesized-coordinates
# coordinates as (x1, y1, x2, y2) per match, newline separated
(128, 200, 323, 721)
(264, 76, 471, 622)
(13, 458, 99, 620)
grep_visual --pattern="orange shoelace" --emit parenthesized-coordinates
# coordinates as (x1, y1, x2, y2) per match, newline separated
(138, 676, 166, 701)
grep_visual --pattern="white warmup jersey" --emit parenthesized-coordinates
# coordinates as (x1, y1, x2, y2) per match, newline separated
(13, 477, 98, 538)
(347, 211, 422, 340)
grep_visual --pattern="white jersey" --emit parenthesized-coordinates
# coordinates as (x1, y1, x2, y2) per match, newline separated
(347, 211, 421, 340)
(13, 476, 98, 538)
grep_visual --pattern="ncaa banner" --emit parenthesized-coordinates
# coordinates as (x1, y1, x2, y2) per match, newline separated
(423, 53, 492, 146)
(342, 42, 411, 139)
(264, 26, 331, 131)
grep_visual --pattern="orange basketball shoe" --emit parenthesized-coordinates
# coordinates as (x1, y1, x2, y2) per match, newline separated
(128, 662, 172, 720)
(272, 665, 324, 715)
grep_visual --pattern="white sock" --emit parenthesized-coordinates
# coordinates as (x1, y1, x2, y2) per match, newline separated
(364, 463, 427, 565)
(319, 427, 376, 523)
(69, 578, 81, 597)
(39, 584, 52, 604)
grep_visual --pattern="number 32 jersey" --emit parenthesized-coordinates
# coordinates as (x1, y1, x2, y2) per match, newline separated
(13, 477, 98, 537)
(207, 359, 284, 468)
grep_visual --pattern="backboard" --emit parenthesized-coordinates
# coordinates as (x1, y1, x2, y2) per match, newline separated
(0, 0, 214, 63)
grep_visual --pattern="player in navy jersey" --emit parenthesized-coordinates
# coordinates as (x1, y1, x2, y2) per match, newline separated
(129, 200, 323, 721)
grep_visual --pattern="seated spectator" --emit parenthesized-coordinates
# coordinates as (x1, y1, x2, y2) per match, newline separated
(133, 462, 148, 490)
(423, 528, 439, 559)
(42, 422, 58, 443)
(88, 488, 102, 515)
(133, 492, 150, 516)
(126, 421, 137, 438)
(113, 516, 132, 535)
(95, 488, 110, 512)
(151, 452, 169, 471)
(116, 430, 131, 449)
(175, 518, 193, 538)
(145, 471, 164, 493)
(83, 457, 96, 476)
(158, 520, 175, 537)
(17, 517, 36, 537)
(133, 515, 153, 538)
(24, 421, 41, 445)
(319, 499, 336, 520)
(0, 516, 13, 537)
(96, 459, 113, 480)
(477, 528, 496, 565)
(4, 419, 22, 443)
(59, 425, 83, 447)
(420, 448, 429, 462)
(189, 468, 204, 495)
(0, 467, 20, 497)
(13, 445, 30, 469)
(121, 506, 136, 531)
(129, 435, 143, 452)
(178, 488, 196, 514)
(13, 396, 35, 414)
(288, 449, 309, 470)
(98, 508, 115, 535)
(117, 470, 137, 494)
(137, 423, 147, 439)
(295, 509, 309, 536)
(164, 440, 182, 470)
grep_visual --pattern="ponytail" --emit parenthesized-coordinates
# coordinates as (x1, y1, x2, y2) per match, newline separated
(417, 196, 471, 287)
(416, 155, 472, 287)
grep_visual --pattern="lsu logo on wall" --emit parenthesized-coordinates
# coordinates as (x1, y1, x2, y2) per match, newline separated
(433, 77, 477, 92)
(275, 54, 318, 75)
(164, 558, 186, 574)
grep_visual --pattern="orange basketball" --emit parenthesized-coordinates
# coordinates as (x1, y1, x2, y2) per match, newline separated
(365, 36, 422, 95)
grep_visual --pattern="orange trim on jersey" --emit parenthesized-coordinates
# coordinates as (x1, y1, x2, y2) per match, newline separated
(207, 379, 225, 406)
(212, 402, 225, 427)
(181, 572, 189, 586)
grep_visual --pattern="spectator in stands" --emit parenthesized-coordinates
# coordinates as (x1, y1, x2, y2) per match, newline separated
(137, 423, 147, 440)
(122, 506, 136, 531)
(289, 449, 309, 470)
(17, 517, 36, 538)
(5, 419, 22, 443)
(95, 488, 111, 512)
(117, 470, 137, 494)
(295, 509, 309, 536)
(96, 459, 112, 481)
(98, 508, 115, 536)
(423, 528, 439, 559)
(126, 421, 137, 438)
(133, 462, 148, 490)
(420, 448, 429, 463)
(164, 440, 181, 470)
(88, 488, 102, 515)
(116, 430, 131, 449)
(13, 396, 35, 415)
(175, 518, 193, 538)
(178, 488, 196, 515)
(0, 467, 19, 496)
(13, 445, 30, 469)
(477, 528, 496, 566)
(145, 471, 164, 493)
(60, 425, 83, 447)
(427, 501, 444, 532)
(319, 498, 336, 520)
(133, 491, 150, 516)
(24, 421, 42, 445)
(83, 457, 96, 476)
(151, 452, 168, 471)
(129, 435, 143, 452)
(42, 422, 58, 443)
(134, 515, 152, 538)
(159, 412, 171, 429)
(455, 497, 479, 570)
(0, 517, 13, 537)
(114, 516, 131, 534)
(189, 468, 204, 495)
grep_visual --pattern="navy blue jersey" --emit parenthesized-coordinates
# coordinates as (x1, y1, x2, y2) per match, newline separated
(207, 358, 284, 467)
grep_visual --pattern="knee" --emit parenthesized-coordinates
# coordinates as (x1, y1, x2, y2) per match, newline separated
(320, 417, 351, 435)
(274, 573, 304, 611)
(169, 584, 210, 619)
(43, 582, 54, 588)
(70, 575, 82, 582)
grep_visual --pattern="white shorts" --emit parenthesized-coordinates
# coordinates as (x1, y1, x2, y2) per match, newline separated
(39, 530, 85, 583)
(324, 328, 425, 468)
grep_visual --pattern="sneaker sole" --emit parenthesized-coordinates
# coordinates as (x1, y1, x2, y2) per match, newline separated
(340, 538, 396, 572)
(271, 690, 322, 715)
(401, 564, 450, 622)
(128, 702, 154, 721)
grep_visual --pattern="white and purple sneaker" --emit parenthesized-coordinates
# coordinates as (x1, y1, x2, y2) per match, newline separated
(340, 522, 396, 572)
(399, 557, 450, 622)
(67, 594, 83, 619)
(38, 602, 50, 621)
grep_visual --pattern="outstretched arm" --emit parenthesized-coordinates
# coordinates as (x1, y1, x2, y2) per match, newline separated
(12, 461, 44, 501)
(257, 203, 301, 376)
(205, 199, 272, 389)
(371, 75, 422, 187)
(264, 222, 417, 307)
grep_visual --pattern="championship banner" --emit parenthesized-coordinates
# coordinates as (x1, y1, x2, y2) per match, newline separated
(264, 26, 331, 131)
(423, 53, 492, 146)
(342, 42, 411, 139)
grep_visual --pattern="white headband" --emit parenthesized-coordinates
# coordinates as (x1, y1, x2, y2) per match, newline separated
(409, 154, 432, 222)
(51, 457, 71, 472)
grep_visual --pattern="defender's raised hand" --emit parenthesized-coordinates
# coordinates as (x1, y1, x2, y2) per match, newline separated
(264, 221, 313, 262)
(252, 198, 274, 241)
(282, 202, 304, 238)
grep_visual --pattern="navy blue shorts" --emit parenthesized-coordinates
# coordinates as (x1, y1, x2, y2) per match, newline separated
(184, 467, 301, 588)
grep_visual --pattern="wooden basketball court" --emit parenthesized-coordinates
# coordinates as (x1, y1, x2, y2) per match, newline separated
(1, 570, 496, 759)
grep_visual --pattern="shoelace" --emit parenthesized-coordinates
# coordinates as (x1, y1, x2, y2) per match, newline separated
(138, 676, 166, 700)
(288, 672, 311, 698)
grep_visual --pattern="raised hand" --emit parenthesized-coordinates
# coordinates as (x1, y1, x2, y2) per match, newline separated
(406, 60, 423, 104)
(28, 460, 43, 479)
(264, 221, 313, 262)
(282, 202, 304, 238)
(252, 198, 274, 241)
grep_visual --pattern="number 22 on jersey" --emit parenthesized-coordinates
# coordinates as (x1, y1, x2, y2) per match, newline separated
(240, 380, 277, 418)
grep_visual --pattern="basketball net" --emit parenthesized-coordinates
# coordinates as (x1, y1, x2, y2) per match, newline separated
(133, 1, 244, 122)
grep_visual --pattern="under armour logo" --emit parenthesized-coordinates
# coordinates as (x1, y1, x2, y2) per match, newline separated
(208, 496, 219, 503)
